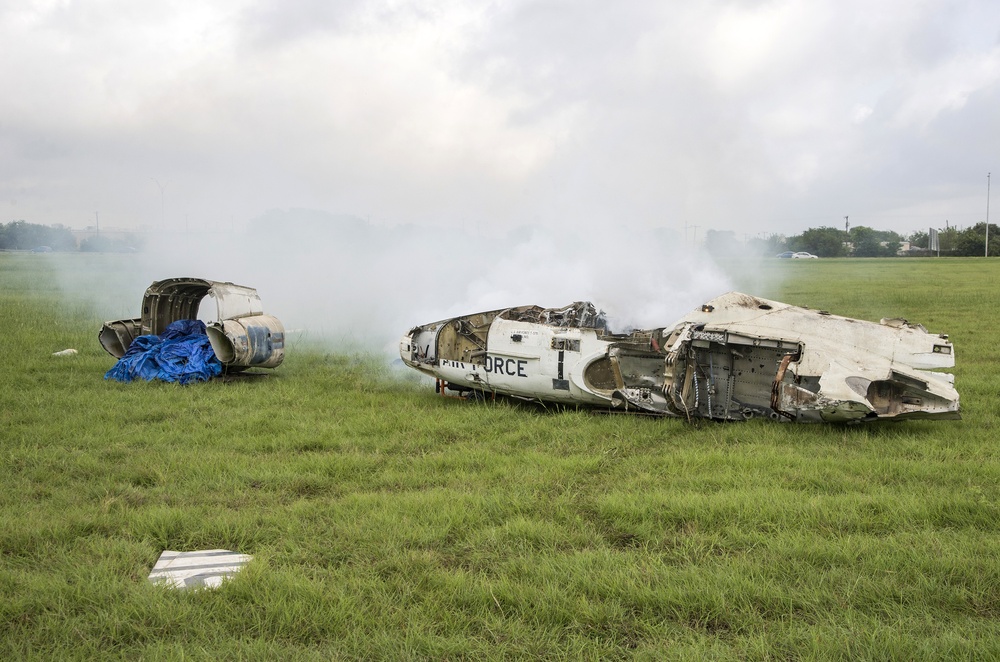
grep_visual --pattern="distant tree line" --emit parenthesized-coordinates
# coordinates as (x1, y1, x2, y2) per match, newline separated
(0, 220, 77, 251)
(0, 220, 144, 252)
(713, 222, 999, 258)
(908, 223, 999, 257)
(787, 226, 904, 258)
(5, 218, 997, 258)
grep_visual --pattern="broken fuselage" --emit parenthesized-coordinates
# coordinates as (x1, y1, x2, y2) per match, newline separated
(399, 292, 959, 423)
(100, 277, 285, 372)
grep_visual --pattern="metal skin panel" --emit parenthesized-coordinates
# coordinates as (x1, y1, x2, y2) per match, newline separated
(135, 278, 264, 336)
(399, 292, 960, 424)
(401, 305, 619, 406)
(208, 283, 264, 320)
(476, 317, 609, 405)
(662, 293, 958, 422)
(207, 315, 285, 370)
(98, 318, 142, 359)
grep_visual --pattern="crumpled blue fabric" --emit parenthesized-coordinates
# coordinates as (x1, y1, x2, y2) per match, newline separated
(105, 319, 223, 384)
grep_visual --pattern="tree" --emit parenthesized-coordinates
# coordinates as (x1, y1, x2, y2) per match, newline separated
(953, 223, 1000, 256)
(788, 226, 847, 257)
(704, 230, 741, 258)
(941, 227, 960, 252)
(908, 231, 929, 249)
(746, 234, 787, 256)
(849, 226, 899, 257)
(0, 220, 76, 250)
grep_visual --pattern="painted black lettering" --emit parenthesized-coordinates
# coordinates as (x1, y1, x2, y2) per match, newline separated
(481, 355, 528, 377)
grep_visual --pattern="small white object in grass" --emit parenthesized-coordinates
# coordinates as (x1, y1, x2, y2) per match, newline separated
(52, 348, 78, 356)
(148, 549, 252, 589)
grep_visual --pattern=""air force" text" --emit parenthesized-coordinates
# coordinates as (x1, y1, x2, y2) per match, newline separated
(484, 356, 527, 377)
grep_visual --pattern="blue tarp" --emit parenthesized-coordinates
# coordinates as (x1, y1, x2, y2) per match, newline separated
(104, 319, 223, 384)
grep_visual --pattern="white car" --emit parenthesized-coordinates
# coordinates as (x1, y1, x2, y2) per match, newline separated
(792, 252, 819, 259)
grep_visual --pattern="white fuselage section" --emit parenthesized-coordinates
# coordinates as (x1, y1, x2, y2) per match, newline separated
(401, 316, 615, 405)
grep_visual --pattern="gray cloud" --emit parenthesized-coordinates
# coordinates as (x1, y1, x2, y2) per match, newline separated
(1, 0, 998, 238)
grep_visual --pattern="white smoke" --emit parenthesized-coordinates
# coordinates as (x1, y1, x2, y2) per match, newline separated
(53, 209, 739, 357)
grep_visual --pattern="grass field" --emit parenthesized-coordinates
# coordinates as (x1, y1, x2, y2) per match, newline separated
(2, 253, 999, 660)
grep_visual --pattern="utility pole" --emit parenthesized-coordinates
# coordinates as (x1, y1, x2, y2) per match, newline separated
(95, 211, 100, 237)
(987, 172, 992, 258)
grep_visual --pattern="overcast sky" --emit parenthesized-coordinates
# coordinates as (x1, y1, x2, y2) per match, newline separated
(2, 0, 998, 238)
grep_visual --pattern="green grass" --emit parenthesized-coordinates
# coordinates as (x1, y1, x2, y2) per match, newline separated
(2, 253, 1000, 659)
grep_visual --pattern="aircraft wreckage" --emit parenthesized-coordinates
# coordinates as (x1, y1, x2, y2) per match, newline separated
(100, 277, 285, 373)
(400, 292, 959, 423)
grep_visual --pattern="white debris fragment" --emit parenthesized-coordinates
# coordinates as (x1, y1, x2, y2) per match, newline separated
(52, 348, 78, 356)
(148, 549, 252, 589)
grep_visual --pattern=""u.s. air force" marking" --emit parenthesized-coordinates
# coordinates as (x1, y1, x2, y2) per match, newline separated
(441, 356, 529, 377)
